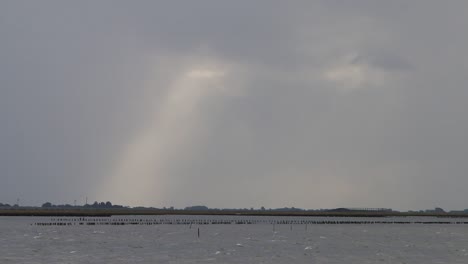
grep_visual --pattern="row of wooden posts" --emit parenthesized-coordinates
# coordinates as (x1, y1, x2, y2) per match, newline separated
(33, 218, 468, 226)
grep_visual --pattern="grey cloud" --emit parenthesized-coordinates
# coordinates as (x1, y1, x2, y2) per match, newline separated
(1, 1, 468, 211)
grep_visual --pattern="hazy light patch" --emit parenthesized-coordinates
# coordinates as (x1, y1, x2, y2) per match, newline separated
(187, 69, 225, 79)
(98, 62, 230, 207)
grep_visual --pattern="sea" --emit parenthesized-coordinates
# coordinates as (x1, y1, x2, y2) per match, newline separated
(1, 215, 468, 263)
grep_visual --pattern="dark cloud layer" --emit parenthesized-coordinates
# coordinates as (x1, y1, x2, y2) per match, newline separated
(1, 1, 468, 210)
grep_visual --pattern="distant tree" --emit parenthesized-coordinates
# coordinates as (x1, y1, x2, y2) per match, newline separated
(42, 202, 53, 208)
(184, 206, 209, 211)
(261, 206, 266, 211)
(86, 201, 115, 208)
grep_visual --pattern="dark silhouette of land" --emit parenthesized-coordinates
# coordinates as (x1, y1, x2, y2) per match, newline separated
(1, 201, 468, 217)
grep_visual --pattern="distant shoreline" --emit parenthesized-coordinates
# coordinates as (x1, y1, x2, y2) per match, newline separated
(1, 208, 468, 218)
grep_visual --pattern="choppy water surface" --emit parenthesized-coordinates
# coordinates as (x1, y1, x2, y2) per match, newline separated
(2, 216, 468, 263)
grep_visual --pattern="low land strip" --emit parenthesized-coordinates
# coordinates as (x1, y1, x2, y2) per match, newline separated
(1, 208, 468, 218)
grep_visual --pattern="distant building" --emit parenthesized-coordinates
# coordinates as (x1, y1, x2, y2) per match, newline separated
(425, 207, 445, 213)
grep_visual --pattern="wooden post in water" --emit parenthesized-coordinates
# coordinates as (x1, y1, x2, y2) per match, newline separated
(198, 228, 200, 238)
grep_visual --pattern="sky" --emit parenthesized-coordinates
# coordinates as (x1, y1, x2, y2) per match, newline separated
(1, 1, 468, 211)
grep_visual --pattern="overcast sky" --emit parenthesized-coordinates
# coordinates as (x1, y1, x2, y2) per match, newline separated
(1, 1, 468, 211)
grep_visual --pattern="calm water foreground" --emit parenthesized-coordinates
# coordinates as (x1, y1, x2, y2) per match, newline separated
(2, 216, 468, 263)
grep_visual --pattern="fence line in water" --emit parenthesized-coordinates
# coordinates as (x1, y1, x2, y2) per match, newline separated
(32, 215, 468, 226)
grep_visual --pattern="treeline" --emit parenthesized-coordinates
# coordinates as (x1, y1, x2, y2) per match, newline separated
(184, 206, 316, 212)
(41, 201, 124, 209)
(3, 201, 468, 215)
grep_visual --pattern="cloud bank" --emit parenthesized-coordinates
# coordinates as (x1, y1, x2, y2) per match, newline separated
(1, 1, 468, 211)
